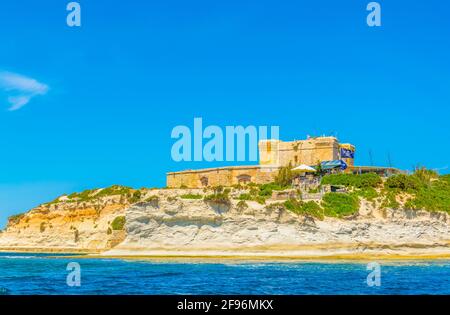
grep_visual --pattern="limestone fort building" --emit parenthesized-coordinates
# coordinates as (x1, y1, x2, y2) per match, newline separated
(167, 136, 358, 188)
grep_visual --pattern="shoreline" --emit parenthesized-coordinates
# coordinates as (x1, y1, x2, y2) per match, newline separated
(3, 245, 450, 262)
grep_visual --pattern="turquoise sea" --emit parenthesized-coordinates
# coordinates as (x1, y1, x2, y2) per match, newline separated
(1, 252, 450, 295)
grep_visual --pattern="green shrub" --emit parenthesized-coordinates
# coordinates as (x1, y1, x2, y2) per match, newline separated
(381, 171, 450, 213)
(284, 198, 302, 212)
(440, 174, 450, 184)
(385, 174, 422, 191)
(258, 183, 285, 197)
(413, 167, 439, 185)
(321, 173, 382, 188)
(254, 196, 267, 204)
(322, 193, 360, 218)
(68, 189, 97, 201)
(96, 185, 133, 198)
(204, 186, 231, 206)
(180, 194, 203, 199)
(381, 190, 400, 210)
(404, 179, 450, 212)
(129, 190, 142, 203)
(283, 198, 324, 220)
(301, 201, 325, 220)
(204, 193, 231, 206)
(238, 190, 269, 204)
(352, 187, 379, 201)
(249, 187, 259, 197)
(145, 195, 159, 204)
(274, 163, 294, 187)
(238, 193, 252, 201)
(66, 185, 134, 202)
(111, 216, 126, 230)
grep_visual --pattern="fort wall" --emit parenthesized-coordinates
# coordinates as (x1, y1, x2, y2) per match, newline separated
(166, 166, 278, 189)
(167, 136, 356, 188)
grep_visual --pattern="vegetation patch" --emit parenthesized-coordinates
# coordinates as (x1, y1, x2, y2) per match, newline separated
(321, 173, 382, 188)
(283, 198, 324, 220)
(381, 190, 400, 210)
(204, 187, 231, 206)
(8, 214, 25, 226)
(258, 183, 287, 197)
(204, 193, 231, 206)
(440, 174, 450, 184)
(322, 193, 360, 218)
(96, 185, 133, 198)
(254, 196, 267, 205)
(128, 190, 142, 203)
(383, 169, 450, 212)
(111, 216, 126, 230)
(404, 180, 450, 212)
(145, 195, 160, 205)
(64, 185, 137, 203)
(274, 164, 295, 187)
(238, 193, 252, 201)
(352, 187, 379, 201)
(385, 174, 422, 191)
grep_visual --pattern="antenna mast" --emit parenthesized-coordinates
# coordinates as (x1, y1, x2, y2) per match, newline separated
(387, 152, 393, 168)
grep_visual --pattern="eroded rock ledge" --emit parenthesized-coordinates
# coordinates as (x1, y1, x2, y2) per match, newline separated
(104, 189, 450, 258)
(1, 188, 450, 258)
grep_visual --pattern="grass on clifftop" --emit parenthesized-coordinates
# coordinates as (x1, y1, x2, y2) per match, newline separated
(320, 171, 450, 213)
(67, 185, 134, 202)
(321, 173, 382, 188)
(235, 182, 291, 205)
(7, 213, 25, 226)
(43, 185, 148, 206)
(384, 170, 450, 212)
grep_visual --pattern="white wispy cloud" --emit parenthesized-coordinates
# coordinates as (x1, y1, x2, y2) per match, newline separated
(0, 71, 49, 111)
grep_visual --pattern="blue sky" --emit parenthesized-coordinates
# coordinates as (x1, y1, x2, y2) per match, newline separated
(0, 1, 449, 228)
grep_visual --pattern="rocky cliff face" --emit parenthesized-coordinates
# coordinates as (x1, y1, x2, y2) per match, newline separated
(0, 187, 137, 252)
(2, 187, 450, 257)
(105, 189, 450, 257)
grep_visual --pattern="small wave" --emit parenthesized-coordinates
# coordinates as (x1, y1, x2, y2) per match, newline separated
(2, 255, 36, 259)
(0, 287, 11, 295)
